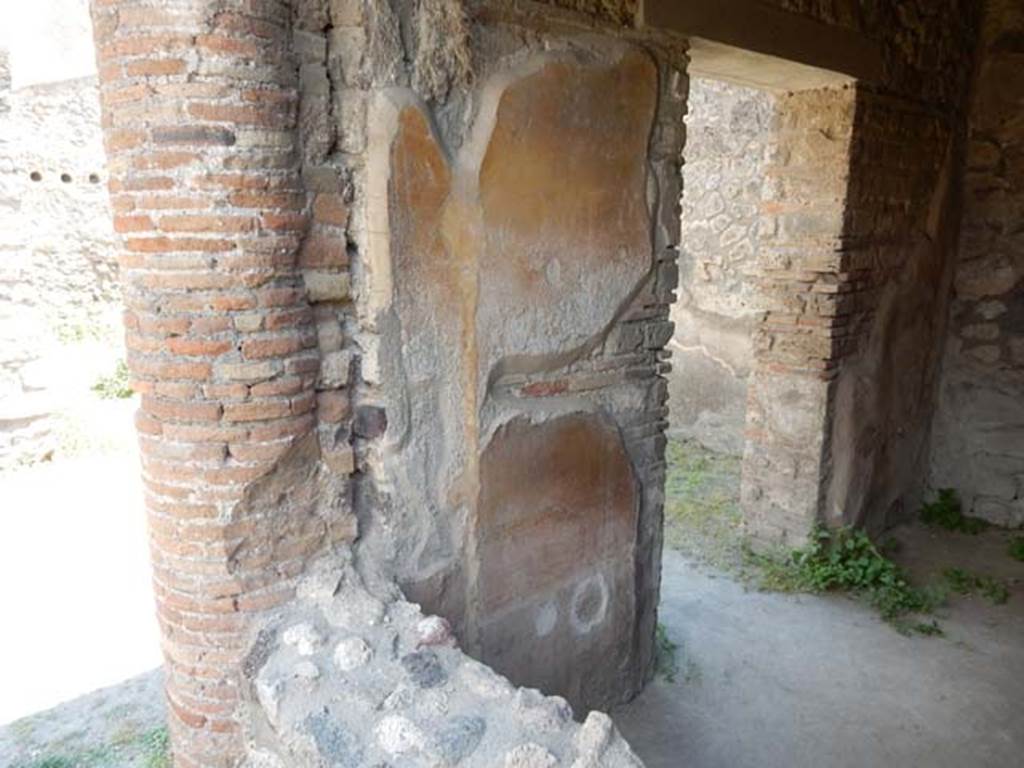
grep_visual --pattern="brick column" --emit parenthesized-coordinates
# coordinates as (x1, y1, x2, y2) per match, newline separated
(88, 2, 338, 765)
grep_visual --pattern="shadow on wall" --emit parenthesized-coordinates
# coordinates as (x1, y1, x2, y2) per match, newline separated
(927, 0, 1024, 529)
(825, 85, 965, 534)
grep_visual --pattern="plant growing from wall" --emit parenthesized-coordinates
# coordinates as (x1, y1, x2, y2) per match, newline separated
(920, 489, 986, 534)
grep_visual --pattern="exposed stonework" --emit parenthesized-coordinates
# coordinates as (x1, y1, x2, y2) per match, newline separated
(669, 77, 774, 455)
(741, 84, 857, 546)
(87, 1, 359, 762)
(929, 0, 1024, 527)
(240, 555, 643, 768)
(534, 1, 637, 27)
(822, 87, 965, 534)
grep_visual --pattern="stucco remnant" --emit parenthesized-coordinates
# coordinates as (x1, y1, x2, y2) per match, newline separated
(77, 0, 1000, 765)
(362, 37, 679, 712)
(477, 413, 637, 706)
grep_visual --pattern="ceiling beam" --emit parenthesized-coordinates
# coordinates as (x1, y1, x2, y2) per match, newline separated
(638, 0, 884, 86)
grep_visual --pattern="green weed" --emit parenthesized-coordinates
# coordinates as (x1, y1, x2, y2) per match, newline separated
(662, 439, 744, 571)
(91, 360, 134, 400)
(911, 620, 944, 637)
(920, 489, 986, 534)
(654, 623, 679, 683)
(10, 726, 169, 768)
(140, 727, 170, 768)
(1009, 536, 1024, 562)
(750, 526, 942, 631)
(942, 568, 1010, 605)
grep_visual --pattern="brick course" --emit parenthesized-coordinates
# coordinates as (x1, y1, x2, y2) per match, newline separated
(87, 1, 355, 765)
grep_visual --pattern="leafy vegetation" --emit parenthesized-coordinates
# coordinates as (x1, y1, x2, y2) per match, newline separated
(1009, 536, 1024, 563)
(139, 728, 171, 768)
(920, 489, 986, 534)
(654, 623, 679, 683)
(653, 622, 701, 685)
(91, 360, 133, 400)
(943, 568, 1010, 605)
(749, 526, 943, 632)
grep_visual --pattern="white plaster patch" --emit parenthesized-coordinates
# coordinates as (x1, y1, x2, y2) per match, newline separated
(569, 573, 609, 635)
(459, 659, 515, 700)
(503, 743, 559, 767)
(535, 600, 558, 637)
(255, 676, 285, 727)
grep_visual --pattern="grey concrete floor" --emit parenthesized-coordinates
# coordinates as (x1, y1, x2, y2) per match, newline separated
(614, 529, 1024, 768)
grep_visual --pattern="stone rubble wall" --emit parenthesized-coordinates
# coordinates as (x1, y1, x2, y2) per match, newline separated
(0, 42, 120, 467)
(240, 554, 643, 768)
(669, 77, 774, 456)
(86, 0, 679, 764)
(929, 0, 1024, 527)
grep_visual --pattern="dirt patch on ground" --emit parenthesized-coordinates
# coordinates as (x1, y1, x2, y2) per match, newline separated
(663, 438, 744, 572)
(0, 669, 166, 768)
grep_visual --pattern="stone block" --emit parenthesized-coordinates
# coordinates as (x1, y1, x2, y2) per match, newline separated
(318, 350, 352, 388)
(304, 270, 351, 303)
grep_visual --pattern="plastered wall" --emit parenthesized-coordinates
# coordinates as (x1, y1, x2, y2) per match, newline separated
(356, 15, 687, 711)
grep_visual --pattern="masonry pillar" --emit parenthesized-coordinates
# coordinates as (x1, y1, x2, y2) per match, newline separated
(740, 85, 857, 548)
(88, 2, 351, 765)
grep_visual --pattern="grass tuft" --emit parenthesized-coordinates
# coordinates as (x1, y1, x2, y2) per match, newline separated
(943, 568, 1010, 605)
(10, 726, 169, 768)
